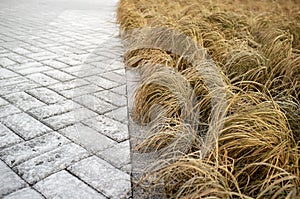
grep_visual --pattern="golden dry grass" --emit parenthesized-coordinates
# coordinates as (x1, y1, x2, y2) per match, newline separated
(117, 0, 300, 198)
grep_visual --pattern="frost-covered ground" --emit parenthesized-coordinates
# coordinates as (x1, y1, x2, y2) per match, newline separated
(0, 0, 131, 198)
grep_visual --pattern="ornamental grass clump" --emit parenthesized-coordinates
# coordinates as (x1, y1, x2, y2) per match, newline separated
(117, 0, 300, 198)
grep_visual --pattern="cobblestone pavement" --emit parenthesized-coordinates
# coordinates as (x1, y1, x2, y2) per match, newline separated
(0, 0, 132, 198)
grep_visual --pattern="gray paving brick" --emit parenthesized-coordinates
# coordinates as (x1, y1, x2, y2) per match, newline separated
(97, 140, 130, 169)
(11, 47, 32, 55)
(59, 123, 116, 153)
(0, 132, 70, 167)
(14, 143, 89, 184)
(83, 115, 128, 142)
(105, 106, 128, 124)
(110, 84, 127, 96)
(4, 92, 46, 111)
(6, 54, 31, 64)
(0, 68, 18, 79)
(0, 105, 21, 118)
(42, 59, 69, 69)
(101, 60, 123, 71)
(0, 113, 52, 140)
(74, 94, 116, 114)
(100, 71, 126, 84)
(0, 123, 22, 150)
(121, 163, 132, 175)
(8, 62, 42, 71)
(0, 81, 39, 95)
(62, 64, 96, 74)
(74, 68, 106, 78)
(28, 100, 81, 119)
(55, 57, 82, 66)
(48, 79, 89, 92)
(3, 187, 43, 199)
(27, 52, 57, 61)
(26, 73, 59, 86)
(113, 68, 126, 76)
(43, 69, 75, 82)
(68, 156, 130, 199)
(27, 87, 66, 104)
(0, 76, 27, 87)
(60, 84, 103, 98)
(0, 57, 16, 67)
(85, 75, 119, 90)
(0, 160, 27, 197)
(34, 170, 105, 199)
(0, 97, 8, 107)
(44, 108, 97, 130)
(18, 66, 53, 75)
(94, 90, 127, 107)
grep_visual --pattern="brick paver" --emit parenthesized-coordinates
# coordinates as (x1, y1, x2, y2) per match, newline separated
(0, 0, 132, 198)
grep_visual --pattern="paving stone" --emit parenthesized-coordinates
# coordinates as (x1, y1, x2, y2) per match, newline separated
(34, 170, 105, 199)
(110, 84, 127, 96)
(0, 97, 8, 107)
(27, 51, 58, 61)
(94, 90, 127, 107)
(11, 47, 32, 55)
(26, 73, 59, 86)
(90, 61, 118, 71)
(44, 69, 75, 82)
(55, 57, 82, 66)
(14, 143, 89, 184)
(62, 64, 96, 73)
(59, 123, 116, 153)
(100, 71, 126, 84)
(0, 68, 18, 79)
(44, 108, 97, 130)
(85, 75, 119, 90)
(48, 79, 89, 92)
(97, 140, 130, 169)
(0, 113, 52, 140)
(106, 60, 124, 71)
(0, 57, 16, 67)
(27, 87, 66, 104)
(113, 68, 126, 76)
(3, 187, 43, 199)
(28, 100, 81, 119)
(0, 81, 39, 95)
(0, 160, 27, 198)
(0, 123, 23, 150)
(42, 59, 69, 69)
(18, 66, 53, 75)
(68, 156, 131, 199)
(69, 53, 90, 62)
(105, 106, 128, 124)
(7, 54, 31, 64)
(22, 45, 42, 53)
(121, 163, 132, 175)
(74, 94, 116, 114)
(83, 115, 129, 142)
(8, 62, 42, 71)
(60, 84, 103, 98)
(0, 132, 69, 167)
(0, 105, 21, 118)
(0, 76, 28, 87)
(74, 68, 106, 78)
(4, 92, 46, 111)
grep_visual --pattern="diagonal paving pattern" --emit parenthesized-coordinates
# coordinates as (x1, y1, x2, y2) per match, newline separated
(0, 0, 132, 198)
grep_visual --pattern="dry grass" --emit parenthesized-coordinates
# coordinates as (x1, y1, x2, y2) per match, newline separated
(117, 0, 300, 198)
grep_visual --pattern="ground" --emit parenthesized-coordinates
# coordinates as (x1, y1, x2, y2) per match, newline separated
(0, 0, 131, 198)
